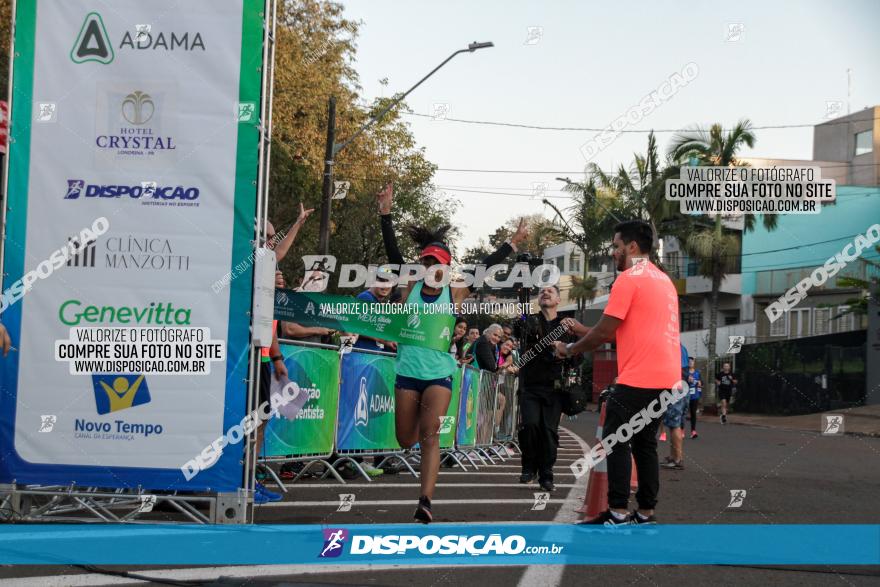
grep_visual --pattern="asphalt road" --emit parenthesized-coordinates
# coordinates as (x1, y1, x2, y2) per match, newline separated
(1, 411, 878, 586)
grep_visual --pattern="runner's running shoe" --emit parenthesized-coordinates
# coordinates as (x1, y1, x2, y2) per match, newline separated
(414, 496, 433, 524)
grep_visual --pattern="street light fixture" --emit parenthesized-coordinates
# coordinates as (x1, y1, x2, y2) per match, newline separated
(317, 41, 494, 254)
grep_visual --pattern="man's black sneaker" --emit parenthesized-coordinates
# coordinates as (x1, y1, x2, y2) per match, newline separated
(629, 510, 657, 525)
(519, 472, 536, 484)
(539, 479, 555, 492)
(413, 496, 432, 524)
(721, 414, 727, 424)
(661, 460, 684, 470)
(578, 509, 631, 526)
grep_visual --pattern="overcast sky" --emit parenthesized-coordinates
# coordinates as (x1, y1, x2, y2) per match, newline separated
(341, 0, 880, 252)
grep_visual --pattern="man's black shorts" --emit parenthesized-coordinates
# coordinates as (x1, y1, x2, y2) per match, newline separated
(718, 387, 733, 402)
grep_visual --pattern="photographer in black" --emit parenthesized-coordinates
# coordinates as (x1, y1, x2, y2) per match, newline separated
(515, 283, 581, 492)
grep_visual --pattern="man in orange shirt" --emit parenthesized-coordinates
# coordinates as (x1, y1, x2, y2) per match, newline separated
(555, 220, 680, 525)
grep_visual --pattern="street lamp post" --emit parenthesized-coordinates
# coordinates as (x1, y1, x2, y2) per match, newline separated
(317, 41, 494, 255)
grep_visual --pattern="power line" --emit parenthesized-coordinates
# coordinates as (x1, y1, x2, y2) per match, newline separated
(428, 163, 880, 175)
(403, 111, 880, 133)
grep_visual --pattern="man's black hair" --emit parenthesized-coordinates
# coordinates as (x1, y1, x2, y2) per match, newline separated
(406, 224, 451, 253)
(613, 220, 654, 254)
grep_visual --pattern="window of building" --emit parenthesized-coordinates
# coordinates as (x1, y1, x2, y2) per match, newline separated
(769, 309, 787, 337)
(553, 256, 565, 272)
(835, 306, 856, 332)
(723, 311, 740, 326)
(569, 254, 581, 274)
(813, 307, 832, 335)
(855, 130, 873, 156)
(790, 308, 811, 337)
(680, 310, 703, 332)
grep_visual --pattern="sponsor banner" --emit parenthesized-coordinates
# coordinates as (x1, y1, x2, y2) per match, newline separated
(0, 0, 263, 490)
(439, 367, 462, 449)
(273, 290, 455, 353)
(336, 350, 397, 452)
(263, 344, 340, 458)
(0, 524, 877, 565)
(456, 366, 480, 448)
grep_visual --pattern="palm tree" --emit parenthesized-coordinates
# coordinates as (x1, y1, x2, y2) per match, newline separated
(589, 132, 684, 263)
(569, 274, 599, 311)
(669, 119, 777, 408)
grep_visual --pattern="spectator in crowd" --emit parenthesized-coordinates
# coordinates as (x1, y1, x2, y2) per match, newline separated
(353, 274, 396, 353)
(686, 357, 702, 438)
(502, 324, 513, 343)
(474, 324, 503, 372)
(462, 327, 480, 358)
(498, 339, 518, 374)
(265, 203, 313, 263)
(450, 317, 469, 361)
(715, 362, 738, 424)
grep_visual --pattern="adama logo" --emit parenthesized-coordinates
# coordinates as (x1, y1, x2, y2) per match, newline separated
(319, 528, 348, 558)
(71, 13, 114, 64)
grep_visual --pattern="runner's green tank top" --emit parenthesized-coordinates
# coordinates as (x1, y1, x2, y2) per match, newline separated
(396, 281, 457, 380)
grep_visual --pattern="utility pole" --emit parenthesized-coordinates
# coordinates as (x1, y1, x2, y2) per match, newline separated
(318, 96, 336, 255)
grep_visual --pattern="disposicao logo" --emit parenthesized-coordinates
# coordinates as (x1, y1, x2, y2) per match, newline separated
(91, 374, 151, 414)
(319, 528, 348, 558)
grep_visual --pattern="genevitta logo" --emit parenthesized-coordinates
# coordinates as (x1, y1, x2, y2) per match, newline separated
(71, 12, 205, 65)
(64, 179, 199, 207)
(319, 528, 348, 558)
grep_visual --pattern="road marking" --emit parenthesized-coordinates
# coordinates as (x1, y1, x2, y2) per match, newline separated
(517, 425, 591, 587)
(0, 564, 525, 586)
(263, 483, 576, 489)
(257, 498, 556, 507)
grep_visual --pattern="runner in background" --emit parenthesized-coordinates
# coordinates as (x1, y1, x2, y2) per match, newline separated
(662, 344, 691, 470)
(687, 357, 702, 438)
(716, 362, 738, 424)
(377, 183, 527, 523)
(461, 327, 480, 358)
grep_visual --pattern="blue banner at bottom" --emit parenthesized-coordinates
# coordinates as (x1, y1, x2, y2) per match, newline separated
(0, 524, 877, 565)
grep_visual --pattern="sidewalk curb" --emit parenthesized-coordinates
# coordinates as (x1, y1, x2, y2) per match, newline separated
(728, 419, 880, 439)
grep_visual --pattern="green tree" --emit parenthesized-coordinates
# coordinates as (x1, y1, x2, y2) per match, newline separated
(670, 119, 777, 406)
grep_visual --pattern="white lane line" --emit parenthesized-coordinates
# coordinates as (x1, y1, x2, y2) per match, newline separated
(0, 564, 524, 587)
(517, 425, 590, 587)
(257, 498, 553, 507)
(263, 483, 575, 489)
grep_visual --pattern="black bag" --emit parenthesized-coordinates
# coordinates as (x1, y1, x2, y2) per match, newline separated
(560, 384, 589, 416)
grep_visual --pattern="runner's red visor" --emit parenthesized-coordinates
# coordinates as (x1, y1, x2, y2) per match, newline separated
(419, 244, 451, 265)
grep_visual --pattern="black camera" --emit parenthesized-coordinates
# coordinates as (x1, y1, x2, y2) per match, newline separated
(516, 252, 544, 268)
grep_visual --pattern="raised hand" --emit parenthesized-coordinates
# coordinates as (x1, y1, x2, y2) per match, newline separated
(295, 203, 315, 226)
(376, 183, 393, 215)
(511, 217, 529, 247)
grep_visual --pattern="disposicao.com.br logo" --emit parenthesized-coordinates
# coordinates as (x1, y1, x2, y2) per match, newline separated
(318, 530, 563, 557)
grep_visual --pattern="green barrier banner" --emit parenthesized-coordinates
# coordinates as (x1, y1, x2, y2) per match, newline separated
(263, 344, 340, 457)
(273, 290, 454, 352)
(455, 366, 481, 447)
(336, 350, 398, 451)
(439, 367, 463, 449)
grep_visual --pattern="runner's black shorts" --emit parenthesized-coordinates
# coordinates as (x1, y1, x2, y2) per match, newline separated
(718, 387, 733, 402)
(259, 361, 272, 405)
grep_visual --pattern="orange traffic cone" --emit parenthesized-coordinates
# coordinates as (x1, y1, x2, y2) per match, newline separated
(577, 402, 609, 520)
(630, 455, 638, 495)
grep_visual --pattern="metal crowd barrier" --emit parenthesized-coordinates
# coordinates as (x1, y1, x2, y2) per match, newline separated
(258, 340, 523, 488)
